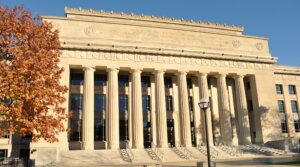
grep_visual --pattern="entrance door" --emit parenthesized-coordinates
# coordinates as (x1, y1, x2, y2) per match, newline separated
(167, 119, 175, 147)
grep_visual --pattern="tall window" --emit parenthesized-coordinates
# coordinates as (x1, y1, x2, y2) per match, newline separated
(0, 149, 8, 159)
(119, 95, 128, 112)
(164, 77, 173, 88)
(142, 95, 151, 112)
(188, 96, 193, 111)
(291, 101, 300, 132)
(70, 73, 84, 85)
(70, 94, 83, 110)
(94, 120, 106, 141)
(289, 85, 296, 94)
(276, 84, 283, 94)
(166, 96, 173, 112)
(70, 119, 82, 141)
(291, 101, 298, 113)
(95, 74, 107, 87)
(95, 94, 106, 112)
(187, 78, 193, 89)
(278, 100, 288, 133)
(141, 76, 151, 88)
(119, 75, 129, 88)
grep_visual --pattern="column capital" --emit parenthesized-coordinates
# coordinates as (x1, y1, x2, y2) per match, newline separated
(106, 67, 119, 72)
(176, 70, 187, 76)
(153, 69, 166, 74)
(83, 66, 95, 71)
(130, 68, 142, 73)
(232, 73, 246, 79)
(217, 72, 228, 78)
(197, 72, 208, 77)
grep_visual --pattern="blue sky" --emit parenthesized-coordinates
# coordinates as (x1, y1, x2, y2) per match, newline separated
(1, 0, 300, 66)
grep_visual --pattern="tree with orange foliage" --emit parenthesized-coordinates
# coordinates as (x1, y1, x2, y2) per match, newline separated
(0, 5, 68, 142)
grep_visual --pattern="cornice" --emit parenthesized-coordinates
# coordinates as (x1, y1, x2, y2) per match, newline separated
(64, 7, 244, 32)
(60, 41, 277, 64)
(274, 65, 300, 75)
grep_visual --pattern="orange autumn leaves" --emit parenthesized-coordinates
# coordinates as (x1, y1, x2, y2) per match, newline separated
(0, 5, 69, 142)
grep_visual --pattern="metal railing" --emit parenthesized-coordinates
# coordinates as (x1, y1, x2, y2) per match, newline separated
(0, 158, 35, 167)
(126, 141, 134, 163)
(151, 143, 164, 162)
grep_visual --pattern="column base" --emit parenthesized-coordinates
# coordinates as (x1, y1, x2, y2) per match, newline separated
(82, 142, 94, 150)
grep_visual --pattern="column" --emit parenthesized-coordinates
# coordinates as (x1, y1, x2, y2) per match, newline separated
(198, 73, 213, 145)
(235, 74, 251, 145)
(107, 68, 119, 149)
(131, 69, 144, 148)
(82, 67, 95, 150)
(177, 71, 192, 147)
(217, 73, 233, 145)
(155, 70, 168, 148)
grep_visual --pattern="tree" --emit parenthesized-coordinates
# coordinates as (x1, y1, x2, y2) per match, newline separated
(0, 5, 69, 142)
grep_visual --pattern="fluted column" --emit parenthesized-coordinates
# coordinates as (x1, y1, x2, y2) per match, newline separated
(155, 70, 168, 148)
(235, 74, 251, 145)
(107, 68, 119, 149)
(198, 73, 213, 145)
(177, 71, 192, 147)
(217, 73, 232, 145)
(131, 69, 144, 148)
(82, 67, 95, 150)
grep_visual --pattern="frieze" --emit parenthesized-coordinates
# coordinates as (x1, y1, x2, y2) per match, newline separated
(62, 50, 270, 70)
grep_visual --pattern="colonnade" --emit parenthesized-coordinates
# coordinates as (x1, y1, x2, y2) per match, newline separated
(76, 67, 252, 150)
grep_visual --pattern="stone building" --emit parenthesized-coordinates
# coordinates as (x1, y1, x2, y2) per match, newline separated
(1, 7, 300, 165)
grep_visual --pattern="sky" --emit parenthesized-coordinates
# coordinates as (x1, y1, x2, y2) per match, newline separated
(1, 0, 300, 66)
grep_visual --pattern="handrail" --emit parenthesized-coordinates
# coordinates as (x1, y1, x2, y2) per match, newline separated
(126, 141, 134, 163)
(151, 142, 164, 161)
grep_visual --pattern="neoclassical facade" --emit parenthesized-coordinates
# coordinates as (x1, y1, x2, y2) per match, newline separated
(1, 7, 300, 164)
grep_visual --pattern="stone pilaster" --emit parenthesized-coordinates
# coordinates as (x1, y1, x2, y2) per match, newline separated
(217, 73, 233, 145)
(155, 70, 168, 148)
(131, 69, 144, 148)
(198, 73, 214, 145)
(177, 71, 192, 147)
(82, 67, 95, 150)
(235, 74, 251, 145)
(107, 68, 119, 149)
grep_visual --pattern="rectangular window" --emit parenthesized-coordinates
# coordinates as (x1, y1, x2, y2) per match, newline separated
(119, 94, 128, 112)
(0, 149, 7, 158)
(164, 77, 173, 88)
(95, 74, 107, 87)
(141, 76, 151, 88)
(118, 75, 129, 88)
(187, 78, 193, 89)
(70, 73, 84, 85)
(276, 84, 283, 94)
(291, 101, 298, 113)
(94, 120, 106, 141)
(166, 95, 173, 112)
(289, 85, 296, 94)
(70, 119, 82, 141)
(120, 120, 129, 140)
(278, 100, 285, 113)
(142, 95, 151, 112)
(294, 120, 300, 132)
(70, 94, 83, 110)
(281, 119, 288, 133)
(188, 96, 193, 111)
(94, 94, 106, 112)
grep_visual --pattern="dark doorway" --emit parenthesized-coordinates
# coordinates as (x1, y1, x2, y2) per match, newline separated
(143, 122, 152, 148)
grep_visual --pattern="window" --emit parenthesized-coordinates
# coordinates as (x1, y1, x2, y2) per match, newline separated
(188, 96, 193, 111)
(278, 100, 285, 113)
(70, 73, 84, 85)
(295, 120, 300, 132)
(70, 119, 82, 141)
(291, 101, 298, 113)
(0, 149, 8, 159)
(94, 120, 106, 141)
(278, 100, 288, 133)
(187, 78, 193, 89)
(120, 120, 129, 140)
(95, 74, 107, 87)
(276, 84, 283, 94)
(164, 77, 173, 88)
(289, 85, 296, 94)
(166, 96, 173, 112)
(119, 95, 128, 112)
(141, 76, 151, 88)
(118, 75, 129, 88)
(142, 95, 151, 112)
(95, 94, 106, 112)
(70, 94, 83, 110)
